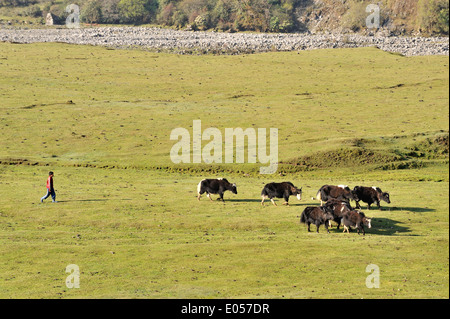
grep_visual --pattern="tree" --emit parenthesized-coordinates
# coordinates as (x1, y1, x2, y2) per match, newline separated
(81, 0, 103, 24)
(117, 0, 157, 24)
(418, 0, 449, 35)
(100, 0, 121, 24)
(233, 0, 271, 32)
(210, 0, 233, 30)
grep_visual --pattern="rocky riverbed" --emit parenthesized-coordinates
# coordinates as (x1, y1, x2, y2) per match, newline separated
(0, 26, 448, 56)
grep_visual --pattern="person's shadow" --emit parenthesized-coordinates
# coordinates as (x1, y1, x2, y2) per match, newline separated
(57, 199, 132, 203)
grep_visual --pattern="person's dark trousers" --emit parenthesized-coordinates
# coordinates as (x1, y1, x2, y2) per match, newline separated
(41, 189, 56, 202)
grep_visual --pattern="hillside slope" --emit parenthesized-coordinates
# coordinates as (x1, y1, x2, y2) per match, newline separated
(1, 0, 449, 36)
(0, 43, 448, 179)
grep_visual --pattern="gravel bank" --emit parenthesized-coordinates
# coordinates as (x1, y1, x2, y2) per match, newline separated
(0, 27, 448, 56)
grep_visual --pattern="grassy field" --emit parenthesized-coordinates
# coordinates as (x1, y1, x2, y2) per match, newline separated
(0, 42, 448, 299)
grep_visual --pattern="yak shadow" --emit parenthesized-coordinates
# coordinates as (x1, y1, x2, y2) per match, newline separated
(226, 198, 263, 203)
(329, 218, 412, 236)
(350, 218, 412, 236)
(385, 206, 435, 213)
(227, 199, 307, 206)
(369, 218, 413, 236)
(356, 205, 435, 213)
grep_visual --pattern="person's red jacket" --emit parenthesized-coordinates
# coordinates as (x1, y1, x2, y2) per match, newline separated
(46, 176, 53, 190)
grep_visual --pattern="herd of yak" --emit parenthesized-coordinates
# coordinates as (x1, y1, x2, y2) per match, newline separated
(197, 178, 392, 236)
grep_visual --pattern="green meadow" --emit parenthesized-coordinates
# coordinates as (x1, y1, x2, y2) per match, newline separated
(0, 42, 448, 298)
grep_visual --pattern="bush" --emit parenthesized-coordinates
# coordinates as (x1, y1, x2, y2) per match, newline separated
(99, 0, 121, 24)
(269, 15, 279, 31)
(157, 2, 174, 24)
(340, 1, 368, 32)
(234, 0, 271, 32)
(210, 0, 233, 30)
(81, 0, 103, 23)
(172, 9, 188, 27)
(22, 4, 42, 17)
(268, 4, 295, 32)
(437, 7, 449, 34)
(118, 0, 147, 23)
(117, 0, 157, 24)
(45, 3, 69, 24)
(193, 12, 209, 29)
(0, 0, 37, 7)
(418, 0, 449, 35)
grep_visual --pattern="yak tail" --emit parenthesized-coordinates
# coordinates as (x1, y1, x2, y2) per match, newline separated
(197, 180, 204, 194)
(300, 208, 310, 224)
(311, 190, 322, 202)
(300, 211, 306, 224)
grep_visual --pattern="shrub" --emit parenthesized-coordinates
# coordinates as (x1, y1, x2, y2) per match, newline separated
(158, 2, 175, 25)
(100, 0, 121, 23)
(45, 3, 69, 24)
(117, 0, 157, 24)
(193, 12, 209, 29)
(234, 0, 271, 32)
(172, 9, 188, 27)
(23, 4, 42, 17)
(340, 1, 368, 32)
(210, 0, 232, 30)
(0, 0, 37, 7)
(418, 0, 449, 35)
(268, 4, 295, 32)
(81, 0, 103, 23)
(269, 15, 279, 31)
(437, 6, 449, 34)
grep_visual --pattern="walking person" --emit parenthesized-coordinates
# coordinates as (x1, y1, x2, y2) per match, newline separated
(40, 171, 57, 203)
